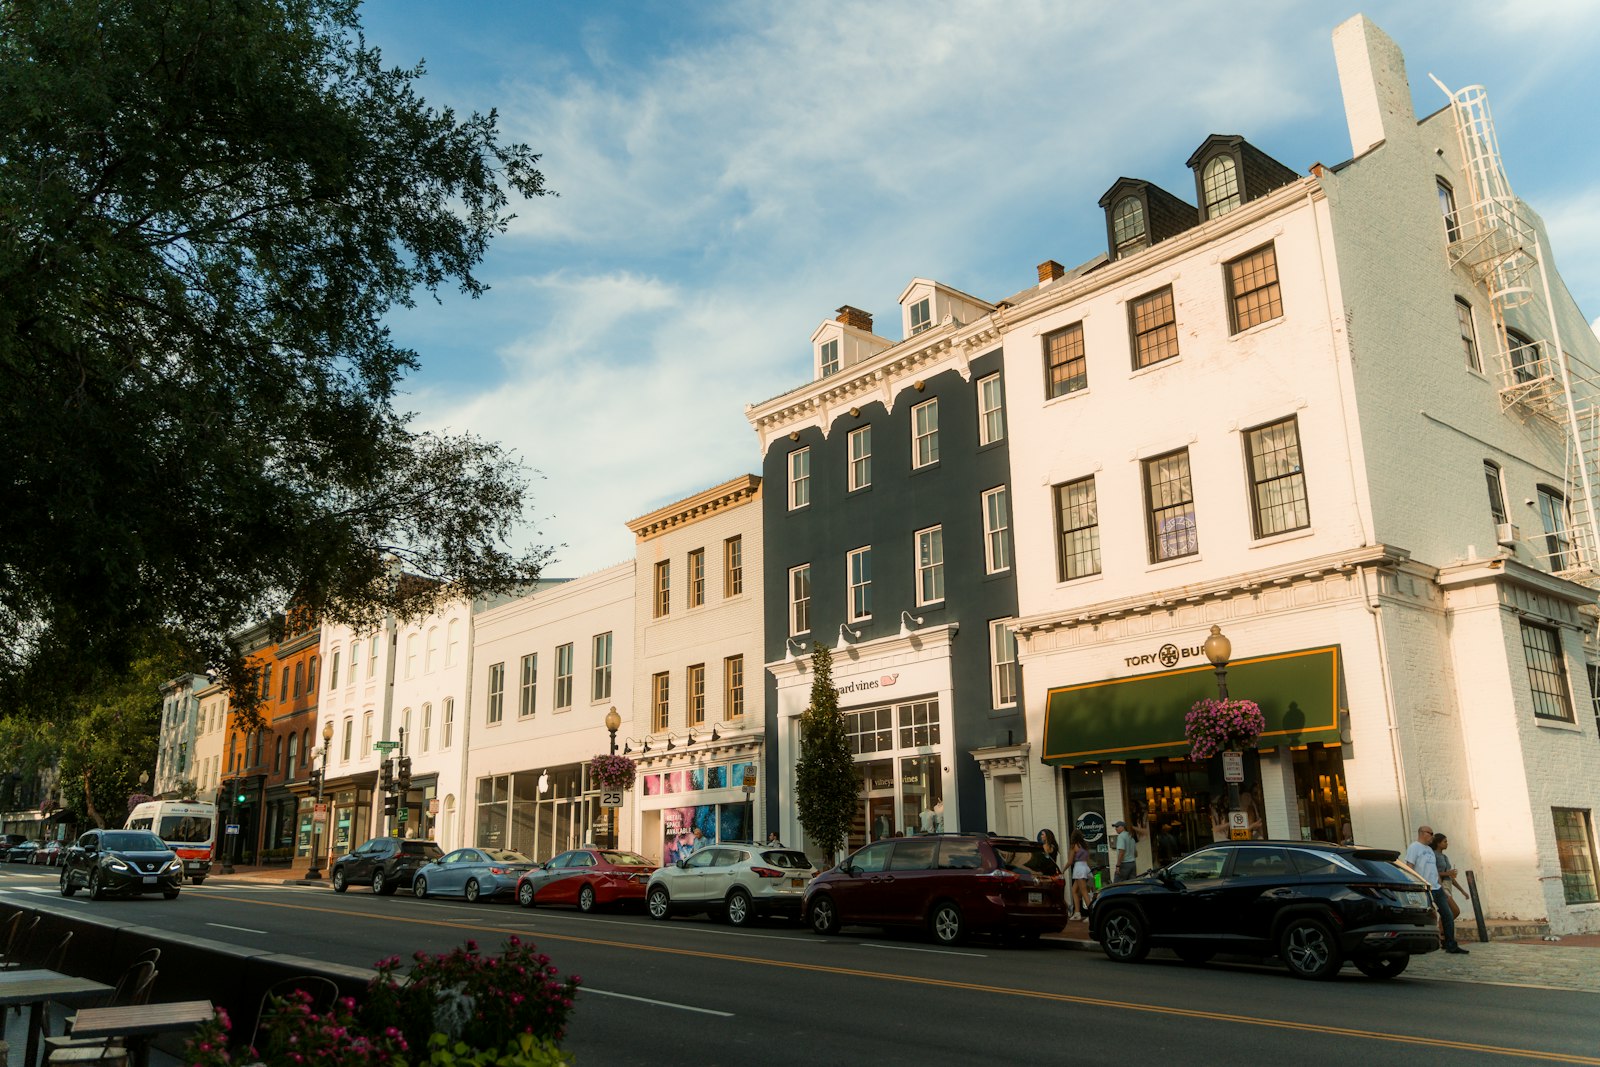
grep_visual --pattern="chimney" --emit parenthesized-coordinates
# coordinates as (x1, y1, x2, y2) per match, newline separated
(1332, 15, 1416, 158)
(836, 305, 874, 333)
(1037, 260, 1064, 284)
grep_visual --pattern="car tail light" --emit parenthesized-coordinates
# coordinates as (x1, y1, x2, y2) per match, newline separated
(982, 868, 1020, 883)
(488, 867, 507, 875)
(751, 866, 784, 879)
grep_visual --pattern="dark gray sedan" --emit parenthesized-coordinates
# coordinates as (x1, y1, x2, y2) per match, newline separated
(412, 848, 536, 903)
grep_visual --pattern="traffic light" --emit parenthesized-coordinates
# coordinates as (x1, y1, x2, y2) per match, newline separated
(307, 768, 322, 794)
(379, 758, 394, 793)
(382, 792, 398, 818)
(396, 756, 412, 792)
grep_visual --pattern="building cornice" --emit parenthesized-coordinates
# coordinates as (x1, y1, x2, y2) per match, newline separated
(626, 475, 762, 541)
(766, 622, 961, 683)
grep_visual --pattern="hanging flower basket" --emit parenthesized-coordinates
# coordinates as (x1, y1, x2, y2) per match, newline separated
(1184, 698, 1266, 761)
(589, 754, 637, 791)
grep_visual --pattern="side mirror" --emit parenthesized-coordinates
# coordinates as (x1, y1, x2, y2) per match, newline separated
(1157, 867, 1177, 888)
(676, 858, 689, 869)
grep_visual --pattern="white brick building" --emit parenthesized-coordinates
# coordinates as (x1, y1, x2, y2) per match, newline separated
(996, 16, 1600, 933)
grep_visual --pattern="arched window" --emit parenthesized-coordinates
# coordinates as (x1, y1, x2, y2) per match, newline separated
(274, 735, 283, 773)
(422, 703, 433, 752)
(294, 662, 305, 698)
(1112, 196, 1147, 256)
(302, 728, 311, 766)
(446, 620, 461, 667)
(287, 732, 298, 775)
(425, 627, 439, 673)
(1202, 156, 1241, 218)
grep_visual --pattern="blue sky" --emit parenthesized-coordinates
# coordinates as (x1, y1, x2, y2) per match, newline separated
(357, 2, 1600, 578)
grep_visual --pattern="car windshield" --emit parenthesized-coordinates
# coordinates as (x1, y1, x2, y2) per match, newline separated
(993, 842, 1058, 876)
(158, 816, 211, 843)
(598, 851, 651, 866)
(102, 832, 167, 852)
(482, 850, 531, 863)
(760, 850, 812, 869)
(399, 842, 443, 858)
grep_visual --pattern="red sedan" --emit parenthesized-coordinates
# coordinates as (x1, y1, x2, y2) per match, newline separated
(516, 848, 657, 912)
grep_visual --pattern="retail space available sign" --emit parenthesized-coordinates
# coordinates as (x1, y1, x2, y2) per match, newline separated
(1124, 642, 1205, 670)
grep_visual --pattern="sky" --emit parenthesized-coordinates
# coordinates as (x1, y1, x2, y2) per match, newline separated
(355, 1, 1600, 579)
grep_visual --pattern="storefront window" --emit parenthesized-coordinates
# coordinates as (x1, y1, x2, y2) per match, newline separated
(476, 774, 510, 849)
(842, 697, 945, 851)
(1292, 745, 1351, 843)
(1554, 808, 1599, 904)
(901, 755, 943, 836)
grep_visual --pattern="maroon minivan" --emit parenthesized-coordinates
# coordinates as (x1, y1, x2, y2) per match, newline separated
(803, 834, 1068, 946)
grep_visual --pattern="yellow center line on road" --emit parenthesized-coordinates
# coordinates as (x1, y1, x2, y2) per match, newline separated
(212, 892, 1598, 1065)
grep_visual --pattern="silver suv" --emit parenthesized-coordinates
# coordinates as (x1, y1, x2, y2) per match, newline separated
(647, 844, 816, 927)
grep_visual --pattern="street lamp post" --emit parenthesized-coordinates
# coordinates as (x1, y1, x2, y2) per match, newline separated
(603, 706, 622, 847)
(220, 775, 236, 874)
(305, 721, 335, 880)
(1202, 624, 1242, 828)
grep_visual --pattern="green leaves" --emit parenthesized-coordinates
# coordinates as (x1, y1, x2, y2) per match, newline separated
(794, 645, 859, 865)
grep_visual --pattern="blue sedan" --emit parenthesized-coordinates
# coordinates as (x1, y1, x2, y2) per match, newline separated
(411, 848, 536, 903)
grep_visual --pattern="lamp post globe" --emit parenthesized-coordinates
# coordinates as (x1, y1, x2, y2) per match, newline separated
(604, 706, 621, 756)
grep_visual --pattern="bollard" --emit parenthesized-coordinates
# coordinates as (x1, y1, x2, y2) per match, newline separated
(1465, 869, 1489, 944)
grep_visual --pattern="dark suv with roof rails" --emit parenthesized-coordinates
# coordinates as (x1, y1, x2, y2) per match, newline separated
(803, 833, 1068, 946)
(1089, 840, 1439, 980)
(330, 836, 442, 895)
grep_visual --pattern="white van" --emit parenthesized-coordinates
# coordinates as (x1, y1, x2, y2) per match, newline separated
(126, 800, 217, 883)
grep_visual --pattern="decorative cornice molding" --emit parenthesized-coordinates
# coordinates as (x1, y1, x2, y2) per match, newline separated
(626, 474, 763, 541)
(766, 622, 961, 683)
(969, 742, 1030, 779)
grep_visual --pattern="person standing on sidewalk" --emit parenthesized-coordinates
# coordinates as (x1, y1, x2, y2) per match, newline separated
(1405, 825, 1467, 954)
(1111, 820, 1137, 882)
(1432, 831, 1466, 924)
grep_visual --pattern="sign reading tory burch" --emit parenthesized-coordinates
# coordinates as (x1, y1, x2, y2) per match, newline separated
(1124, 642, 1205, 670)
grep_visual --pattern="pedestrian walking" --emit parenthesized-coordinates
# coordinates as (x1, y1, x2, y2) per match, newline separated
(1036, 828, 1064, 872)
(1404, 825, 1467, 954)
(1068, 831, 1093, 919)
(1432, 831, 1466, 925)
(1111, 820, 1137, 882)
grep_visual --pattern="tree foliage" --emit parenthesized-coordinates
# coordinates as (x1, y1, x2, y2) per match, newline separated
(794, 645, 858, 865)
(0, 0, 554, 701)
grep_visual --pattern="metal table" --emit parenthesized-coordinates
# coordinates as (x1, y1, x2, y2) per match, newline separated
(0, 969, 113, 1067)
(67, 1000, 214, 1067)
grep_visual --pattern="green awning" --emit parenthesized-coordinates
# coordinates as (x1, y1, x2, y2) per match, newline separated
(1042, 645, 1342, 766)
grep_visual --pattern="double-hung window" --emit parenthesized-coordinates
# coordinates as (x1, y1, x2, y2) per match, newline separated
(652, 673, 670, 732)
(909, 298, 932, 334)
(982, 487, 1011, 573)
(1508, 328, 1541, 384)
(912, 398, 940, 469)
(486, 662, 505, 724)
(1484, 462, 1508, 527)
(1044, 323, 1087, 398)
(1538, 485, 1573, 570)
(688, 548, 706, 608)
(1130, 286, 1179, 369)
(1553, 809, 1600, 905)
(990, 620, 1018, 708)
(788, 447, 811, 509)
(518, 653, 537, 718)
(916, 526, 945, 605)
(442, 698, 454, 748)
(1244, 417, 1310, 537)
(724, 656, 745, 719)
(1522, 621, 1574, 722)
(789, 564, 811, 635)
(724, 536, 743, 597)
(654, 560, 671, 618)
(1202, 156, 1241, 218)
(977, 374, 1005, 445)
(848, 426, 872, 491)
(554, 643, 574, 710)
(820, 339, 841, 377)
(1457, 299, 1481, 372)
(1055, 476, 1101, 580)
(1226, 244, 1283, 333)
(592, 632, 613, 701)
(848, 547, 872, 623)
(688, 664, 706, 726)
(1438, 179, 1459, 242)
(1144, 449, 1199, 562)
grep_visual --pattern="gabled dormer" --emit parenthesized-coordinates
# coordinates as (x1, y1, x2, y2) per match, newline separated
(812, 305, 894, 380)
(1185, 135, 1300, 222)
(896, 279, 996, 340)
(1097, 179, 1198, 260)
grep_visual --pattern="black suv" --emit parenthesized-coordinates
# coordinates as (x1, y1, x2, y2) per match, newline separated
(1089, 840, 1439, 980)
(330, 837, 442, 895)
(60, 829, 183, 900)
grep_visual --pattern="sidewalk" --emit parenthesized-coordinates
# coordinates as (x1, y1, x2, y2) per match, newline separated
(204, 863, 329, 887)
(1044, 916, 1600, 992)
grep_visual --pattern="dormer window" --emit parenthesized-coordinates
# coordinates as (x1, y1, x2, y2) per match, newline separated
(819, 339, 840, 377)
(909, 298, 932, 335)
(1202, 156, 1241, 218)
(1111, 196, 1147, 256)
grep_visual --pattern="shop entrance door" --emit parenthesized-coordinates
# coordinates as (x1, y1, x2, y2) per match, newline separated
(1127, 760, 1214, 863)
(851, 759, 897, 851)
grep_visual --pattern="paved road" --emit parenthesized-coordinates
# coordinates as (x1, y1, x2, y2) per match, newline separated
(2, 866, 1596, 1066)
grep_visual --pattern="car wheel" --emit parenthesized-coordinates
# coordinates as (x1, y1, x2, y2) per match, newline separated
(1099, 907, 1150, 963)
(465, 879, 481, 904)
(1175, 947, 1215, 965)
(163, 888, 180, 900)
(87, 870, 104, 901)
(647, 886, 672, 920)
(808, 894, 840, 935)
(332, 868, 348, 893)
(1280, 917, 1342, 980)
(929, 901, 965, 946)
(59, 869, 76, 897)
(517, 881, 535, 908)
(372, 870, 388, 896)
(413, 876, 429, 900)
(577, 884, 596, 913)
(725, 888, 753, 928)
(1354, 954, 1409, 980)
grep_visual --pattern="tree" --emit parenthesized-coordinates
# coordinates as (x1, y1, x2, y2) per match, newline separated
(0, 0, 553, 701)
(794, 645, 858, 865)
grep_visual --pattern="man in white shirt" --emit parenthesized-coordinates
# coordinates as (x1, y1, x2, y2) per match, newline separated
(1403, 825, 1466, 955)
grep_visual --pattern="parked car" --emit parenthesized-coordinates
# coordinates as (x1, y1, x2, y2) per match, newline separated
(0, 834, 27, 855)
(31, 840, 62, 866)
(516, 848, 656, 912)
(5, 840, 38, 864)
(647, 845, 816, 926)
(413, 848, 537, 903)
(330, 837, 443, 895)
(1089, 840, 1440, 980)
(803, 834, 1067, 946)
(59, 829, 183, 900)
